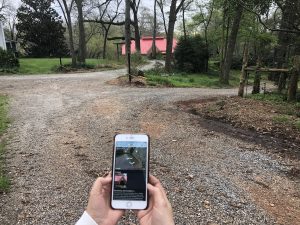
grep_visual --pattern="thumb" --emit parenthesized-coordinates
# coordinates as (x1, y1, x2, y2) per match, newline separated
(147, 183, 165, 206)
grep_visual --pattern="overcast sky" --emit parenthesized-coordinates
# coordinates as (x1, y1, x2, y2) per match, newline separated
(11, 0, 153, 10)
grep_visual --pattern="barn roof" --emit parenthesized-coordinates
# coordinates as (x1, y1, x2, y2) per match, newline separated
(122, 36, 177, 55)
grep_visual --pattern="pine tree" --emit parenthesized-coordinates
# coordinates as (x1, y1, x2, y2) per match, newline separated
(16, 0, 68, 57)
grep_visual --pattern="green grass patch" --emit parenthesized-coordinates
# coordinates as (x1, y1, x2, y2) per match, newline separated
(0, 96, 9, 134)
(273, 115, 290, 124)
(0, 58, 125, 75)
(248, 92, 287, 103)
(0, 141, 9, 192)
(249, 93, 300, 117)
(0, 96, 9, 192)
(145, 69, 241, 88)
(295, 120, 300, 130)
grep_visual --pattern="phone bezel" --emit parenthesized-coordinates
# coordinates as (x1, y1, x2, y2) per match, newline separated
(111, 134, 149, 210)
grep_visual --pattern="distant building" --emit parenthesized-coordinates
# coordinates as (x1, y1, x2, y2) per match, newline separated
(0, 22, 7, 50)
(122, 36, 177, 56)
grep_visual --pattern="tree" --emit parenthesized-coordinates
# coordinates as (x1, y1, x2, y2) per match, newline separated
(219, 2, 243, 84)
(174, 35, 209, 72)
(125, 0, 131, 82)
(84, 0, 123, 59)
(0, 0, 9, 20)
(152, 0, 157, 59)
(16, 0, 68, 57)
(165, 0, 185, 73)
(130, 0, 141, 53)
(57, 0, 77, 67)
(191, 0, 215, 72)
(100, 0, 122, 59)
(75, 0, 86, 64)
(157, 0, 168, 36)
(181, 0, 193, 40)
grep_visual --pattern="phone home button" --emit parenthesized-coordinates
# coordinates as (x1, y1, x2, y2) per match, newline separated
(126, 202, 132, 208)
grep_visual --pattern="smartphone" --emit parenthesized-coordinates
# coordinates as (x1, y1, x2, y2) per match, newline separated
(111, 134, 149, 210)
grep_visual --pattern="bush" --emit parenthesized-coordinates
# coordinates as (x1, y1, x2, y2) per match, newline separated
(0, 48, 19, 70)
(174, 35, 209, 73)
(230, 56, 242, 70)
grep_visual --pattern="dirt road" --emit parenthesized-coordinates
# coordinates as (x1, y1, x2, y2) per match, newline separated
(0, 67, 299, 225)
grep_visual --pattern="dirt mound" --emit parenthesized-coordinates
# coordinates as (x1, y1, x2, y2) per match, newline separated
(106, 75, 147, 87)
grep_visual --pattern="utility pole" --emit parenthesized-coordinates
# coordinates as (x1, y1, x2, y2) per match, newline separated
(125, 0, 132, 83)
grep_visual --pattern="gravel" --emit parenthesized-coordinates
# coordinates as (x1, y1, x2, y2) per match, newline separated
(0, 63, 299, 225)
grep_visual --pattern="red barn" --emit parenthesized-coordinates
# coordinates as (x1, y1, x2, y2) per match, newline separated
(122, 36, 177, 55)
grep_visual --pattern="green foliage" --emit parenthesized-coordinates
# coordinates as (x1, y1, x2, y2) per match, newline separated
(0, 49, 20, 71)
(295, 120, 300, 130)
(0, 96, 9, 192)
(272, 115, 290, 124)
(0, 96, 9, 134)
(16, 0, 68, 57)
(145, 69, 241, 88)
(249, 92, 288, 103)
(0, 141, 9, 192)
(7, 58, 124, 75)
(249, 92, 300, 117)
(174, 35, 209, 73)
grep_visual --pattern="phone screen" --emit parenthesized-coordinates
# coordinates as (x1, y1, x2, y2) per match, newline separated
(112, 140, 148, 201)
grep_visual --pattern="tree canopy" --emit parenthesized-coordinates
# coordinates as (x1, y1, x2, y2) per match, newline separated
(16, 0, 68, 57)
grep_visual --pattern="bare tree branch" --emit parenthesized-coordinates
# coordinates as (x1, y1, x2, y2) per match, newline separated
(238, 0, 300, 34)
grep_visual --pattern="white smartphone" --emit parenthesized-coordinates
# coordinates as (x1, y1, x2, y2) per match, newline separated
(111, 134, 149, 210)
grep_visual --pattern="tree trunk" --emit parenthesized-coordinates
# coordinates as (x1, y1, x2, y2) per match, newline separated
(182, 4, 186, 40)
(204, 28, 209, 72)
(165, 0, 177, 73)
(252, 57, 262, 94)
(133, 12, 141, 53)
(66, 16, 76, 67)
(58, 0, 77, 67)
(287, 55, 300, 101)
(276, 1, 294, 92)
(238, 42, 249, 97)
(152, 0, 157, 59)
(220, 4, 243, 84)
(76, 0, 86, 64)
(103, 28, 109, 59)
(125, 0, 131, 81)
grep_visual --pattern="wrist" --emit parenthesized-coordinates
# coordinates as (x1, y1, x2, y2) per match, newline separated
(86, 212, 117, 225)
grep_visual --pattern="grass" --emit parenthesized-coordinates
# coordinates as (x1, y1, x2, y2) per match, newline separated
(248, 92, 288, 103)
(0, 95, 9, 192)
(248, 93, 300, 115)
(145, 69, 241, 88)
(0, 141, 9, 192)
(0, 96, 9, 134)
(1, 58, 126, 75)
(249, 92, 300, 130)
(273, 115, 290, 124)
(295, 120, 300, 130)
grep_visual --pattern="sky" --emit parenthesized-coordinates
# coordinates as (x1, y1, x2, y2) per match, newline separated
(11, 0, 153, 10)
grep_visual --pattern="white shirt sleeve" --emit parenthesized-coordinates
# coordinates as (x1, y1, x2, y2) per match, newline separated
(76, 211, 98, 225)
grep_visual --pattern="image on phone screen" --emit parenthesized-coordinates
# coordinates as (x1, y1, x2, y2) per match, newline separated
(113, 141, 147, 201)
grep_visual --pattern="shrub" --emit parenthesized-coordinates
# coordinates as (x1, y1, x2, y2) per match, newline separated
(230, 56, 242, 70)
(0, 48, 19, 70)
(174, 35, 209, 73)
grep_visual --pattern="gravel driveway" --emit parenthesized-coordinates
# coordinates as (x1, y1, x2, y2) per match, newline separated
(0, 65, 299, 225)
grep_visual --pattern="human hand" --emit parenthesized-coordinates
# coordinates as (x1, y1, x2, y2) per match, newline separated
(136, 175, 175, 225)
(86, 174, 125, 225)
